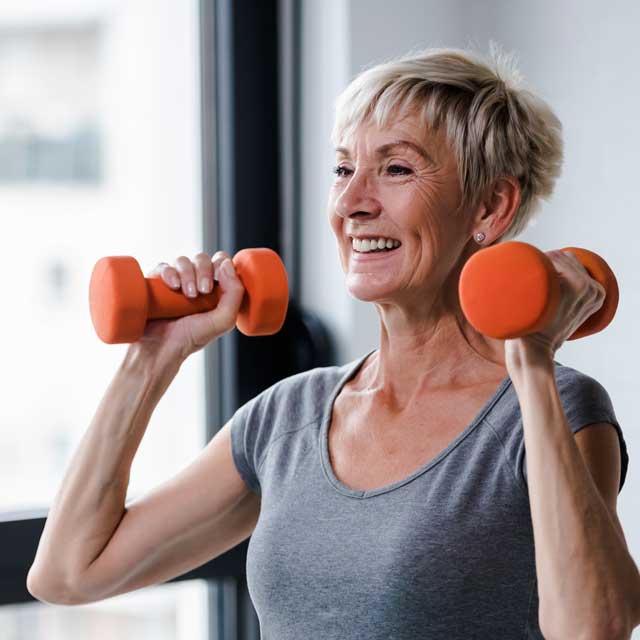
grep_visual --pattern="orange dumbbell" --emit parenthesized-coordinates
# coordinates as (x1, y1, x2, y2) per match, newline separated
(458, 241, 619, 341)
(89, 247, 289, 344)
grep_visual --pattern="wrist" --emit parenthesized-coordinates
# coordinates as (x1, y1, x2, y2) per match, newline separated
(121, 342, 186, 379)
(506, 339, 555, 378)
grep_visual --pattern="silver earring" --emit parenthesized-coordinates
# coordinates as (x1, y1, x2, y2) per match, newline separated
(474, 232, 486, 244)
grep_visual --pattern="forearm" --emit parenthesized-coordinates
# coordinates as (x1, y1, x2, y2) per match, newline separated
(28, 345, 184, 591)
(511, 358, 639, 639)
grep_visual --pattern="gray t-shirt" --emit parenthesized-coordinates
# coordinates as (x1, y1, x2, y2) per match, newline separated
(230, 348, 628, 639)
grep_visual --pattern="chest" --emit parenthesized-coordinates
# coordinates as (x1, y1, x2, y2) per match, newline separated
(327, 382, 502, 492)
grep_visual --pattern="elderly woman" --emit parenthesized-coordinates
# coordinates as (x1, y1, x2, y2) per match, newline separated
(29, 47, 637, 638)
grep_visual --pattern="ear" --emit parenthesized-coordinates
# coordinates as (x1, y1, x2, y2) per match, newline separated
(473, 176, 522, 244)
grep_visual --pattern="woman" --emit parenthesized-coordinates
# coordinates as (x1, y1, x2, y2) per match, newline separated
(28, 46, 636, 638)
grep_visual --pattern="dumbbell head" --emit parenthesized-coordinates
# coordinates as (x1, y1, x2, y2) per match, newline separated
(459, 241, 558, 340)
(89, 256, 148, 344)
(233, 248, 289, 336)
(458, 241, 618, 341)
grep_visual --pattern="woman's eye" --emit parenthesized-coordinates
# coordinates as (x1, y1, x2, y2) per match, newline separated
(332, 165, 411, 178)
(387, 165, 412, 175)
(332, 165, 351, 178)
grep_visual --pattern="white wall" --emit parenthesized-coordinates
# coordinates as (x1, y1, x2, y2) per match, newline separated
(300, 0, 351, 362)
(300, 0, 640, 625)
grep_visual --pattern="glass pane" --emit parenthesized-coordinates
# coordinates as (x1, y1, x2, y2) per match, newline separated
(0, 0, 206, 513)
(0, 579, 209, 640)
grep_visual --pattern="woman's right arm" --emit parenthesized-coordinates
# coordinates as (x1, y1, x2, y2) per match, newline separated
(27, 250, 256, 604)
(27, 344, 185, 602)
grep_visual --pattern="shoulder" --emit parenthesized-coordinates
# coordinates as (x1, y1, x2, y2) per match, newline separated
(491, 360, 628, 493)
(551, 361, 618, 432)
(553, 362, 628, 490)
(552, 359, 603, 390)
(491, 360, 616, 428)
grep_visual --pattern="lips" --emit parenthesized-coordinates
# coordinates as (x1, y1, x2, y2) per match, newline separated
(350, 244, 401, 261)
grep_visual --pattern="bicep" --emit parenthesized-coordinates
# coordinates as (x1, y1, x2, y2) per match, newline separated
(70, 418, 261, 604)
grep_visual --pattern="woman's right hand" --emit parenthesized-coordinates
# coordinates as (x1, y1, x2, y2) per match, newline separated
(132, 250, 246, 363)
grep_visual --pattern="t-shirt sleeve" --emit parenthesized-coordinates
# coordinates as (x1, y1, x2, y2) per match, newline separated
(229, 386, 274, 497)
(522, 366, 629, 493)
(227, 366, 331, 498)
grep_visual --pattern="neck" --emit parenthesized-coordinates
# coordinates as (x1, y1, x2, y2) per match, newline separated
(357, 311, 507, 412)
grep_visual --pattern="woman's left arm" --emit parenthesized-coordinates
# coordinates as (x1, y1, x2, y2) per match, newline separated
(510, 350, 640, 640)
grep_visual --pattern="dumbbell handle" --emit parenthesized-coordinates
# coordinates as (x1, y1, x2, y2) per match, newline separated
(145, 276, 223, 319)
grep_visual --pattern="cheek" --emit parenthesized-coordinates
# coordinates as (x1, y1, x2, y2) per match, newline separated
(328, 211, 342, 236)
(378, 179, 439, 219)
(406, 181, 457, 237)
(413, 180, 446, 210)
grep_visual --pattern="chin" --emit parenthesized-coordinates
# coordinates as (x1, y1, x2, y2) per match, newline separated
(345, 276, 396, 302)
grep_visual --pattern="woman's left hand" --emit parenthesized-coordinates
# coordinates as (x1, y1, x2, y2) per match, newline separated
(504, 250, 607, 372)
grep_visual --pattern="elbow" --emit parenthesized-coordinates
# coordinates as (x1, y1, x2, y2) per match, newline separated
(26, 566, 49, 602)
(26, 566, 84, 606)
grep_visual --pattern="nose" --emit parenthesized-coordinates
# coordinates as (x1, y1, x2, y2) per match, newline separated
(334, 167, 381, 219)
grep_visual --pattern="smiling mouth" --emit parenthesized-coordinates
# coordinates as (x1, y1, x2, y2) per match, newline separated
(350, 237, 402, 254)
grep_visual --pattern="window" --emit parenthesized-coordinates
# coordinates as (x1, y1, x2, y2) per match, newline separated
(0, 25, 102, 183)
(1, 0, 208, 637)
(0, 0, 203, 515)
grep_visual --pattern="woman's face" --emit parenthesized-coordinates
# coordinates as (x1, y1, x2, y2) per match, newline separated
(328, 110, 474, 309)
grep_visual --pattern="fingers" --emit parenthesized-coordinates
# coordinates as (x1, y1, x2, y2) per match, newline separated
(559, 251, 605, 298)
(193, 252, 215, 294)
(208, 255, 245, 335)
(147, 251, 234, 298)
(146, 261, 169, 278)
(551, 250, 607, 309)
(146, 262, 179, 288)
(209, 250, 232, 285)
(174, 256, 200, 298)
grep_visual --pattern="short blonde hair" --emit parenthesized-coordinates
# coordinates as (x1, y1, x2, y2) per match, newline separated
(331, 44, 563, 243)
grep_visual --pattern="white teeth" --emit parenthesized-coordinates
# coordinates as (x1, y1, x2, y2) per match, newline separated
(352, 237, 401, 253)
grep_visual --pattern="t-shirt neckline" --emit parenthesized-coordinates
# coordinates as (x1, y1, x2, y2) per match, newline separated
(319, 348, 514, 499)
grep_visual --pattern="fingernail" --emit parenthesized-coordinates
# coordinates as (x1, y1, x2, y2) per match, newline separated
(199, 277, 211, 293)
(171, 276, 180, 288)
(187, 282, 196, 297)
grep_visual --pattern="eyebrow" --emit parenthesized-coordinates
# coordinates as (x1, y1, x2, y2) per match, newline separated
(334, 139, 433, 163)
